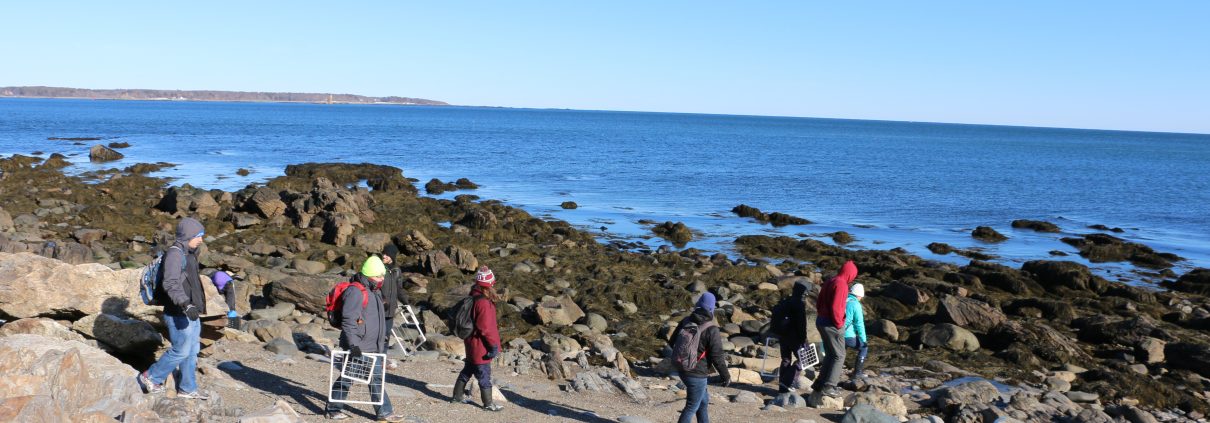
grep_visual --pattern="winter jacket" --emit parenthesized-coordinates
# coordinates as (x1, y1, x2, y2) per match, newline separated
(379, 267, 410, 317)
(339, 274, 388, 354)
(669, 308, 730, 383)
(816, 260, 858, 329)
(843, 294, 866, 343)
(161, 218, 206, 316)
(771, 281, 811, 345)
(464, 285, 500, 365)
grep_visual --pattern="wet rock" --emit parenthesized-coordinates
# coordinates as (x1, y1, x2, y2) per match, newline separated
(268, 274, 342, 315)
(71, 313, 163, 354)
(971, 226, 1007, 242)
(1169, 268, 1210, 295)
(40, 153, 71, 169)
(927, 243, 955, 255)
(841, 403, 899, 423)
(560, 201, 578, 209)
(1011, 220, 1061, 233)
(453, 178, 478, 189)
(936, 295, 1007, 332)
(1022, 260, 1106, 293)
(88, 144, 124, 162)
(830, 231, 855, 244)
(883, 281, 931, 306)
(534, 295, 585, 327)
(424, 178, 457, 194)
(651, 221, 692, 246)
(125, 162, 176, 174)
(353, 232, 391, 254)
(108, 141, 131, 149)
(921, 323, 980, 351)
(0, 317, 87, 342)
(732, 204, 811, 226)
(1060, 233, 1182, 268)
(0, 335, 150, 420)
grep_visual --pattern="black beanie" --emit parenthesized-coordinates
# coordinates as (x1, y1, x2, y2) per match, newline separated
(382, 243, 400, 262)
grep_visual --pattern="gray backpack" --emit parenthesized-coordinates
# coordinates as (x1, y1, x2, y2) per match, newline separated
(672, 320, 715, 371)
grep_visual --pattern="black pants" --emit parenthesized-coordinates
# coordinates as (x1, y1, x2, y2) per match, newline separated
(778, 340, 804, 393)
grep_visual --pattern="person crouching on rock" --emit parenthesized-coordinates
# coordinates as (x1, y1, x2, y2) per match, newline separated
(326, 256, 406, 422)
(451, 266, 504, 411)
(138, 217, 209, 400)
(210, 270, 240, 329)
(844, 283, 868, 383)
(811, 260, 858, 397)
(669, 291, 729, 423)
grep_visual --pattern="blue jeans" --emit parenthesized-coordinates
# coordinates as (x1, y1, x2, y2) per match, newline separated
(146, 313, 201, 393)
(844, 337, 868, 362)
(678, 375, 709, 423)
(327, 354, 393, 418)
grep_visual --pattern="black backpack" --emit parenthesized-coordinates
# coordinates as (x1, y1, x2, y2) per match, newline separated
(448, 294, 482, 339)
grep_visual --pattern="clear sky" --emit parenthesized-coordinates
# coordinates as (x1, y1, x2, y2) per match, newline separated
(2, 1, 1208, 133)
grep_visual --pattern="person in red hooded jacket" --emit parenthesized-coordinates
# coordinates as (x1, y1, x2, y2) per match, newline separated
(811, 260, 858, 397)
(451, 266, 504, 411)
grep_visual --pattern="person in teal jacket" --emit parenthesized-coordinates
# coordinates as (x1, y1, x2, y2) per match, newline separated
(843, 283, 868, 382)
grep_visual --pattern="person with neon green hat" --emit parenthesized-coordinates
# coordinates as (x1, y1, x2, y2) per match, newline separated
(326, 255, 406, 422)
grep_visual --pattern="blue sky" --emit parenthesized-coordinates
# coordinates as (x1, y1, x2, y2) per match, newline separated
(1, 1, 1208, 133)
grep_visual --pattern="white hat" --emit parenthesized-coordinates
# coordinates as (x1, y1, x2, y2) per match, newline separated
(851, 283, 865, 297)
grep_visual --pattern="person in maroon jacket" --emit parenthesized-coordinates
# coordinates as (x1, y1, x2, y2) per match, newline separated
(451, 266, 504, 411)
(811, 260, 858, 397)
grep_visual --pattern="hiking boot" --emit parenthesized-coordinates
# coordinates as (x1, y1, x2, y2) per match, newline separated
(137, 372, 164, 394)
(820, 386, 843, 398)
(377, 413, 407, 422)
(481, 387, 503, 411)
(176, 390, 210, 400)
(327, 411, 351, 420)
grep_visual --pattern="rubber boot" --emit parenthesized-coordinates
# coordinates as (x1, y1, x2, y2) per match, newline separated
(451, 379, 468, 404)
(480, 387, 503, 411)
(851, 358, 866, 381)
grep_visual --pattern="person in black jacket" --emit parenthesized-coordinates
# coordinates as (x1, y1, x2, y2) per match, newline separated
(378, 244, 409, 367)
(138, 217, 209, 399)
(770, 280, 812, 393)
(669, 292, 730, 423)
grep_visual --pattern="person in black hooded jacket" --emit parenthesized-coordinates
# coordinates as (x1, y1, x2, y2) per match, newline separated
(378, 244, 409, 352)
(668, 292, 729, 423)
(771, 279, 812, 393)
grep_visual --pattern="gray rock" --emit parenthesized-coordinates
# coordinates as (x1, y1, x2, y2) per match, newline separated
(250, 303, 296, 321)
(921, 323, 980, 351)
(869, 319, 899, 341)
(731, 391, 761, 404)
(849, 391, 908, 417)
(72, 313, 162, 354)
(264, 339, 299, 355)
(291, 259, 326, 275)
(774, 392, 807, 409)
(841, 404, 899, 423)
(585, 313, 608, 332)
(805, 391, 843, 410)
(936, 295, 1007, 332)
(617, 417, 654, 423)
(935, 380, 1001, 409)
(1064, 391, 1098, 403)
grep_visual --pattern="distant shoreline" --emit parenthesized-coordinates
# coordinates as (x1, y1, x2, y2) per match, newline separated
(0, 85, 448, 106)
(0, 95, 438, 106)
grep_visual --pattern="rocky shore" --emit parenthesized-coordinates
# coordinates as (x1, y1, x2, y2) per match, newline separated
(1, 151, 1208, 422)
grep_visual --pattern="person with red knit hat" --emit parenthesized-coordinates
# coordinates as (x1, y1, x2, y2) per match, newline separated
(811, 260, 858, 397)
(451, 265, 503, 411)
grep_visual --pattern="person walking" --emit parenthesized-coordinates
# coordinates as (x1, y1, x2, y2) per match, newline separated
(326, 256, 406, 422)
(770, 279, 812, 393)
(670, 292, 730, 423)
(137, 218, 209, 399)
(210, 270, 240, 329)
(451, 266, 504, 411)
(844, 283, 868, 383)
(812, 260, 858, 397)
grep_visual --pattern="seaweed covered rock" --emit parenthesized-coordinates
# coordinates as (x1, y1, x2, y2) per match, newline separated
(1011, 219, 1061, 233)
(156, 184, 221, 218)
(1060, 233, 1182, 268)
(1021, 260, 1106, 293)
(278, 162, 413, 193)
(651, 221, 692, 246)
(88, 144, 124, 162)
(971, 226, 1007, 242)
(731, 204, 811, 226)
(1169, 268, 1210, 295)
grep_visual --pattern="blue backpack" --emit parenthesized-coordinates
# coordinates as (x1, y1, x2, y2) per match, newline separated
(139, 246, 185, 306)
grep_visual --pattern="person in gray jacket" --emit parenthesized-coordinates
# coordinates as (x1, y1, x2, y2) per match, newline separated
(326, 256, 405, 422)
(137, 217, 209, 399)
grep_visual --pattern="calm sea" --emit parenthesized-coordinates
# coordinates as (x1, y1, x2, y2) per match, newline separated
(2, 98, 1207, 284)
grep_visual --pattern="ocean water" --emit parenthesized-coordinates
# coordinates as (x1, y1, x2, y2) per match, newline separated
(2, 98, 1208, 284)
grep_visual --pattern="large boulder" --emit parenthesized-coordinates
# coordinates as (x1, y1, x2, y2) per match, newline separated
(394, 230, 434, 255)
(847, 391, 908, 417)
(0, 317, 87, 342)
(0, 334, 149, 420)
(921, 323, 980, 352)
(155, 185, 221, 219)
(841, 403, 899, 423)
(268, 274, 341, 315)
(539, 333, 583, 361)
(0, 252, 227, 320)
(71, 313, 163, 354)
(534, 295, 586, 327)
(353, 232, 391, 254)
(446, 246, 479, 273)
(934, 379, 1002, 409)
(1011, 219, 1061, 233)
(935, 295, 1006, 332)
(1170, 268, 1210, 295)
(882, 281, 930, 306)
(244, 187, 287, 220)
(971, 226, 1007, 242)
(88, 144, 124, 162)
(417, 250, 454, 276)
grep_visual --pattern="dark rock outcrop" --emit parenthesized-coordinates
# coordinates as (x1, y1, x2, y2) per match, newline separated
(1061, 234, 1182, 268)
(971, 226, 1007, 242)
(1011, 219, 1060, 233)
(88, 145, 124, 162)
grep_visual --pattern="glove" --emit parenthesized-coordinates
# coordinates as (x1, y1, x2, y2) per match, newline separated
(719, 377, 732, 387)
(184, 305, 200, 321)
(349, 346, 362, 359)
(482, 345, 499, 361)
(227, 310, 239, 318)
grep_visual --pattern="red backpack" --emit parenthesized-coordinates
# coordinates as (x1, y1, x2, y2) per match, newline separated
(325, 281, 369, 328)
